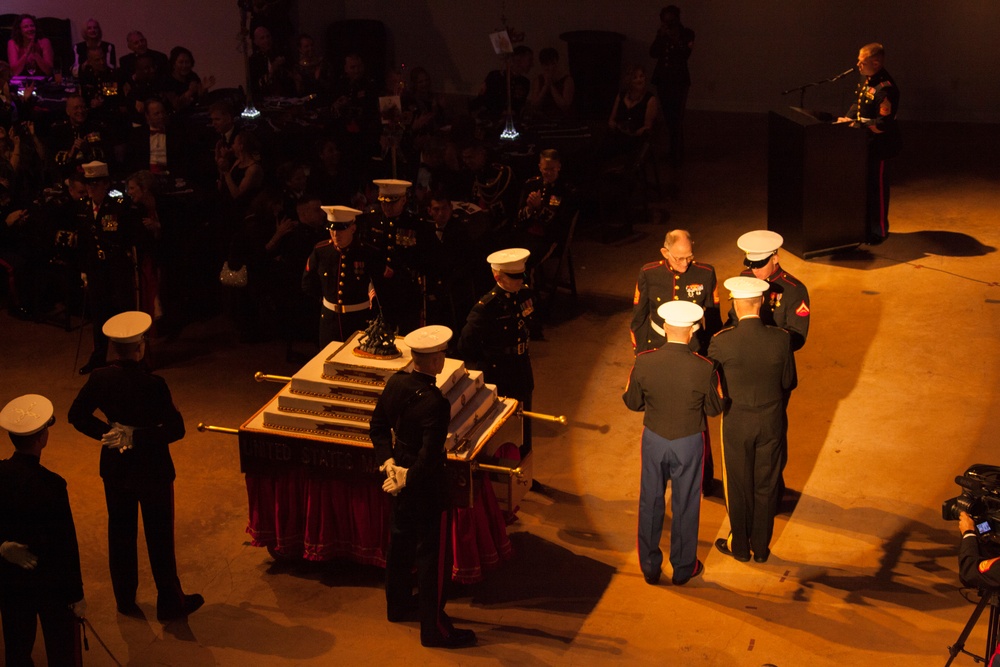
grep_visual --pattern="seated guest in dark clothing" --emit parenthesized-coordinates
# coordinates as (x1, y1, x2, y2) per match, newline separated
(515, 148, 576, 268)
(526, 48, 575, 121)
(79, 52, 128, 134)
(122, 54, 162, 125)
(606, 64, 660, 158)
(460, 142, 515, 231)
(330, 53, 380, 179)
(160, 47, 215, 112)
(404, 67, 448, 137)
(277, 160, 309, 219)
(248, 25, 293, 99)
(119, 31, 169, 82)
(127, 98, 185, 176)
(74, 19, 117, 75)
(306, 136, 355, 205)
(472, 45, 533, 121)
(291, 34, 331, 98)
(46, 94, 108, 177)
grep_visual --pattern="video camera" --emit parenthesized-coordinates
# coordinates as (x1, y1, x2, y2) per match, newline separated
(943, 464, 1000, 545)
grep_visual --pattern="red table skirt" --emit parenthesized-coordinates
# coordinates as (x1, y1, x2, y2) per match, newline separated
(245, 469, 513, 583)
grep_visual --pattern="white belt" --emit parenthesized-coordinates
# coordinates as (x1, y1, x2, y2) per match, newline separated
(323, 298, 369, 314)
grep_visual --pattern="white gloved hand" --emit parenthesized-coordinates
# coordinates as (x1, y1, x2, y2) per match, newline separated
(381, 466, 408, 496)
(379, 458, 396, 477)
(70, 597, 87, 618)
(0, 541, 38, 570)
(101, 423, 135, 453)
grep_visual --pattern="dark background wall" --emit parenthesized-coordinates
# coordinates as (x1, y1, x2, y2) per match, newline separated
(15, 1, 1000, 122)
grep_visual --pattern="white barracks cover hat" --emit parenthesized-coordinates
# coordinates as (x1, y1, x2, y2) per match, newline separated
(487, 248, 530, 273)
(0, 394, 55, 436)
(373, 179, 412, 200)
(321, 205, 362, 229)
(103, 311, 152, 343)
(657, 300, 704, 327)
(404, 325, 452, 353)
(82, 160, 110, 180)
(724, 276, 770, 299)
(737, 230, 783, 261)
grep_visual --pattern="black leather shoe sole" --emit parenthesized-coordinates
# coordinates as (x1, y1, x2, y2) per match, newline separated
(672, 559, 704, 586)
(714, 538, 750, 562)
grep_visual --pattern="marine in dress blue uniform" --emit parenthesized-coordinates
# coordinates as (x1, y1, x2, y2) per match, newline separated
(845, 43, 901, 244)
(458, 249, 535, 456)
(623, 301, 724, 586)
(370, 326, 477, 649)
(0, 395, 85, 667)
(68, 312, 203, 622)
(709, 278, 797, 563)
(302, 205, 380, 346)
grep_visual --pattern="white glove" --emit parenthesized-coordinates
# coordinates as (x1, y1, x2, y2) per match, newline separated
(381, 466, 408, 496)
(379, 458, 396, 477)
(0, 541, 38, 570)
(70, 598, 87, 618)
(101, 423, 135, 453)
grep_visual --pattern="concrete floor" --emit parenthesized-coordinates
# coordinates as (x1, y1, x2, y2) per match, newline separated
(2, 112, 999, 666)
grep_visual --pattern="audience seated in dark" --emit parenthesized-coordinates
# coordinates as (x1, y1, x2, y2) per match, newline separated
(460, 142, 516, 232)
(160, 46, 215, 112)
(605, 64, 660, 159)
(46, 94, 108, 178)
(306, 136, 355, 206)
(290, 34, 332, 99)
(126, 170, 164, 326)
(404, 67, 449, 137)
(7, 14, 56, 77)
(73, 18, 117, 75)
(526, 47, 574, 121)
(277, 159, 310, 219)
(472, 45, 533, 121)
(79, 51, 128, 139)
(249, 26, 294, 99)
(122, 54, 162, 125)
(127, 98, 187, 177)
(515, 148, 576, 268)
(118, 30, 169, 82)
(330, 53, 381, 180)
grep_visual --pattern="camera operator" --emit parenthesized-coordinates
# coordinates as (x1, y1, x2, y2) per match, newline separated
(958, 511, 1000, 588)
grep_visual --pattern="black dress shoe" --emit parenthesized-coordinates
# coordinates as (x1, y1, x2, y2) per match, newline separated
(643, 570, 661, 586)
(866, 234, 887, 246)
(79, 360, 100, 375)
(421, 627, 477, 648)
(753, 550, 770, 563)
(117, 602, 143, 618)
(672, 559, 704, 586)
(157, 593, 205, 622)
(714, 538, 750, 562)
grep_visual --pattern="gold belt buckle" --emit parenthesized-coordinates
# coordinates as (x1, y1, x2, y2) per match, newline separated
(97, 250, 106, 260)
(517, 341, 526, 355)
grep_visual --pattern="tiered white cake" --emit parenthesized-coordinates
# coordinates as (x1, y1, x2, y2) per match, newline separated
(260, 332, 511, 458)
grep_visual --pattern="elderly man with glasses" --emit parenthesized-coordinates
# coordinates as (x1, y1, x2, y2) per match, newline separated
(630, 229, 720, 355)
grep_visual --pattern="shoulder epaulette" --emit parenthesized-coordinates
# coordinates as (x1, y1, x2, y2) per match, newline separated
(712, 325, 736, 338)
(641, 259, 666, 271)
(313, 239, 333, 249)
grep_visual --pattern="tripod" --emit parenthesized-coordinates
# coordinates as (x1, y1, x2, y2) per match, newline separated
(945, 587, 1000, 666)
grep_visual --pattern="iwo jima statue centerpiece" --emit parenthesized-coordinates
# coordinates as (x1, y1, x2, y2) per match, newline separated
(199, 316, 563, 581)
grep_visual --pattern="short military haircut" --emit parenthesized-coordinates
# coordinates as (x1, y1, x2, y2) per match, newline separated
(539, 148, 561, 162)
(861, 42, 885, 60)
(664, 229, 691, 249)
(9, 431, 42, 450)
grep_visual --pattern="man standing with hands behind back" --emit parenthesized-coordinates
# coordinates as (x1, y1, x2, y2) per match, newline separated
(370, 325, 477, 649)
(69, 311, 203, 622)
(1, 394, 86, 667)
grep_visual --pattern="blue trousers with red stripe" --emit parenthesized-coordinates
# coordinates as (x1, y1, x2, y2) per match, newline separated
(866, 156, 891, 240)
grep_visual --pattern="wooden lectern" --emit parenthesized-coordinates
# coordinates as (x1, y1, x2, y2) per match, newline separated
(767, 107, 867, 258)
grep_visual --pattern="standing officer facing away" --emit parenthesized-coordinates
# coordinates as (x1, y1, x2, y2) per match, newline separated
(370, 326, 477, 649)
(1, 394, 86, 667)
(710, 277, 796, 564)
(69, 311, 203, 622)
(623, 301, 724, 586)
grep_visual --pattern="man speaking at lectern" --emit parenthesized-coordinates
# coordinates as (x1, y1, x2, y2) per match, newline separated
(838, 42, 900, 246)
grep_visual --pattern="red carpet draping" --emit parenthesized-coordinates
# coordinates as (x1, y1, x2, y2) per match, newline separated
(245, 470, 513, 583)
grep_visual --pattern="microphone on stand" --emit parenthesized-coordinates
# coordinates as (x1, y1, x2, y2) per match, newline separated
(829, 67, 856, 82)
